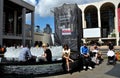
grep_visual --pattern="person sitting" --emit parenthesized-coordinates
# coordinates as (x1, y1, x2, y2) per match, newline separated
(18, 44, 36, 62)
(62, 44, 74, 72)
(91, 45, 103, 64)
(0, 45, 6, 57)
(91, 45, 99, 64)
(108, 41, 114, 50)
(40, 43, 52, 63)
(107, 49, 116, 65)
(80, 43, 95, 70)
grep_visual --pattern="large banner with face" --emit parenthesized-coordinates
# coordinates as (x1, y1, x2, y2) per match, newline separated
(54, 4, 82, 51)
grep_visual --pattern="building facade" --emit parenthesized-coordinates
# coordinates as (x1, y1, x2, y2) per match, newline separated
(34, 32, 53, 46)
(78, 0, 120, 45)
(0, 0, 35, 46)
(43, 24, 52, 34)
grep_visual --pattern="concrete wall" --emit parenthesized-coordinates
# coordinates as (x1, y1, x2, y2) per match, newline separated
(2, 63, 63, 75)
(34, 32, 52, 45)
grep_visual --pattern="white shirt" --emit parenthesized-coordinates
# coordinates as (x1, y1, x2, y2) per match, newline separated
(92, 49, 98, 53)
(107, 50, 115, 57)
(63, 49, 70, 54)
(19, 47, 32, 62)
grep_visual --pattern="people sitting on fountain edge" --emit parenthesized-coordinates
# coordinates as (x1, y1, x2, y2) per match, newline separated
(38, 43, 52, 63)
(18, 44, 36, 62)
(62, 44, 74, 72)
(0, 45, 6, 57)
(91, 44, 103, 65)
(80, 43, 95, 70)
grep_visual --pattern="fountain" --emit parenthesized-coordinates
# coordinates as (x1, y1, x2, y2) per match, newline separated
(4, 46, 63, 62)
(0, 46, 64, 75)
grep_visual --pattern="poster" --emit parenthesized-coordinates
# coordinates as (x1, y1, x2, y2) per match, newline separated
(54, 4, 82, 51)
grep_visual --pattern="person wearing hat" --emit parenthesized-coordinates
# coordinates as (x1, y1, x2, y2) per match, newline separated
(41, 43, 52, 62)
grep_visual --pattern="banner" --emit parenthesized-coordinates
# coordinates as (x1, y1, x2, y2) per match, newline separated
(83, 28, 100, 38)
(54, 4, 82, 51)
(118, 8, 120, 32)
(62, 28, 72, 35)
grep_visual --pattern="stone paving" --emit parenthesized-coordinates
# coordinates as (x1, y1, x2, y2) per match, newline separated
(36, 59, 120, 78)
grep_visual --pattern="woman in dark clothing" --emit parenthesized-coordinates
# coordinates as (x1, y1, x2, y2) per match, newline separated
(108, 41, 114, 50)
(44, 48, 52, 62)
(42, 43, 52, 62)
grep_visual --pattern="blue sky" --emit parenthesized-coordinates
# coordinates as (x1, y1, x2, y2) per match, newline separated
(34, 15, 54, 32)
(24, 0, 103, 32)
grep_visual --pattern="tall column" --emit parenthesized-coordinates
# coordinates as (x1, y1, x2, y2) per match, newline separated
(82, 11, 86, 43)
(115, 7, 119, 46)
(82, 11, 86, 28)
(98, 8, 102, 42)
(98, 9, 101, 29)
(14, 11, 17, 35)
(22, 8, 26, 46)
(0, 0, 4, 46)
(31, 11, 35, 46)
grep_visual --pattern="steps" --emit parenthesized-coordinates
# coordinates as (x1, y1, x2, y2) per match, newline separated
(99, 46, 120, 58)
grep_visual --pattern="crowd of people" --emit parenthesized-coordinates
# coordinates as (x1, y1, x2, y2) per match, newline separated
(61, 41, 118, 72)
(0, 41, 119, 73)
(18, 43, 52, 63)
(61, 43, 103, 72)
(80, 43, 104, 71)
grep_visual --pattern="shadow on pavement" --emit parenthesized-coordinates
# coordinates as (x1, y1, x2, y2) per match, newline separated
(105, 62, 120, 78)
(1, 71, 78, 78)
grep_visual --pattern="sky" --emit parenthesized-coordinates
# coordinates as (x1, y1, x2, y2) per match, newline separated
(23, 0, 103, 33)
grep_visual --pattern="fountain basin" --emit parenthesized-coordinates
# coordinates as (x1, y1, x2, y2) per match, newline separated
(0, 59, 63, 75)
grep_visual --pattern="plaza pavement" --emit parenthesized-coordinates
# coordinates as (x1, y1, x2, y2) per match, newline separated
(36, 59, 120, 78)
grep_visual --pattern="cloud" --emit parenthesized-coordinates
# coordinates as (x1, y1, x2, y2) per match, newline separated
(35, 0, 103, 17)
(23, 0, 37, 6)
(24, 0, 103, 17)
